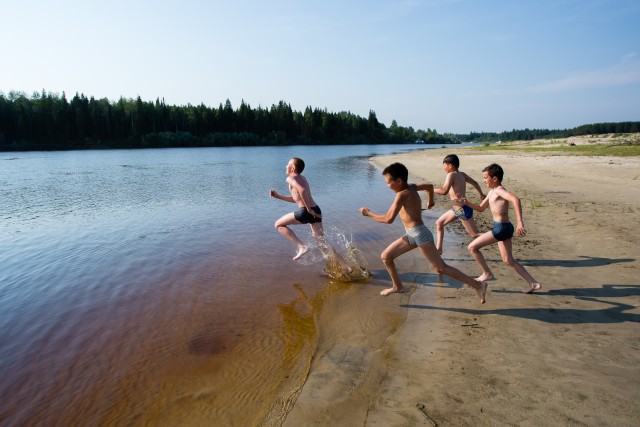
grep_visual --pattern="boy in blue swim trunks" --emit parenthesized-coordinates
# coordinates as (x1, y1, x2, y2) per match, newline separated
(434, 154, 485, 254)
(461, 163, 542, 294)
(270, 157, 352, 275)
(359, 162, 487, 303)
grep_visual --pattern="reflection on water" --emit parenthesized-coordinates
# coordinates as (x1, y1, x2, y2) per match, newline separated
(0, 144, 446, 425)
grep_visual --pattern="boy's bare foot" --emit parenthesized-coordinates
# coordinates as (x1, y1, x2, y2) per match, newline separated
(293, 246, 309, 260)
(521, 282, 542, 294)
(474, 280, 488, 304)
(380, 287, 404, 296)
(476, 272, 496, 282)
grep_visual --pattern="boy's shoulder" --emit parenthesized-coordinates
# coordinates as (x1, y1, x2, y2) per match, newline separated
(492, 186, 509, 198)
(397, 186, 419, 202)
(287, 173, 303, 184)
(396, 186, 413, 197)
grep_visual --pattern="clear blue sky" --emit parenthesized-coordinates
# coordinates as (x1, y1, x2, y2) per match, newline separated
(2, 0, 639, 133)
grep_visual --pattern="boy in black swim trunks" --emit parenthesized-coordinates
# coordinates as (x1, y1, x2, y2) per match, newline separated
(359, 162, 487, 303)
(433, 154, 485, 254)
(461, 163, 542, 294)
(270, 157, 352, 274)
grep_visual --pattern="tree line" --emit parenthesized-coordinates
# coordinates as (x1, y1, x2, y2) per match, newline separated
(1, 90, 638, 151)
(0, 90, 448, 151)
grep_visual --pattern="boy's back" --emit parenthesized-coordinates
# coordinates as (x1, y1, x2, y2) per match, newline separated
(446, 170, 470, 203)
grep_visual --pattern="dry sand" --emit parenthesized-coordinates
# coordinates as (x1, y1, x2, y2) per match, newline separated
(282, 138, 640, 426)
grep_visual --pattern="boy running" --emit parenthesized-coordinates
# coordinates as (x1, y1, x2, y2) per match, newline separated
(270, 157, 352, 275)
(359, 162, 487, 303)
(461, 163, 542, 294)
(434, 154, 485, 254)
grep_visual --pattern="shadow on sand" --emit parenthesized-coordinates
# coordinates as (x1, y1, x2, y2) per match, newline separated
(401, 284, 640, 324)
(442, 255, 635, 268)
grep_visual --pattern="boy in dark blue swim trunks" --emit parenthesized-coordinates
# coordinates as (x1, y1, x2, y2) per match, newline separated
(270, 157, 352, 275)
(433, 154, 485, 254)
(461, 163, 542, 294)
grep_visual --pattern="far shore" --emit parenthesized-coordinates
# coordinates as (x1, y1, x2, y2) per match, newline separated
(282, 135, 640, 426)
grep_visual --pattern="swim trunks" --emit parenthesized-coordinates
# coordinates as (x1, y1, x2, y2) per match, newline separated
(452, 205, 473, 220)
(294, 206, 322, 224)
(405, 224, 434, 246)
(492, 221, 514, 241)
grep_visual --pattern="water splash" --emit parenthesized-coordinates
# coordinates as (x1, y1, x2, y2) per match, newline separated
(294, 226, 370, 282)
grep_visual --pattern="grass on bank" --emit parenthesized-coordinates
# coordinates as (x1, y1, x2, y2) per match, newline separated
(478, 144, 640, 157)
(469, 139, 640, 157)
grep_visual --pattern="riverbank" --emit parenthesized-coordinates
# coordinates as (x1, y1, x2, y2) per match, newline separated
(282, 137, 640, 426)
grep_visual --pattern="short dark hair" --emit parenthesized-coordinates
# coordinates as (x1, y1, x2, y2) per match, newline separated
(291, 157, 305, 173)
(443, 154, 460, 168)
(382, 162, 409, 183)
(483, 163, 504, 182)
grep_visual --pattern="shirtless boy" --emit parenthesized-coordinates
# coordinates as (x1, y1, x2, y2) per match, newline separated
(461, 163, 542, 294)
(434, 154, 485, 254)
(359, 162, 487, 303)
(270, 157, 351, 274)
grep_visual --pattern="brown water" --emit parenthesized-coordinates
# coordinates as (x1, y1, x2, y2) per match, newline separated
(0, 145, 455, 425)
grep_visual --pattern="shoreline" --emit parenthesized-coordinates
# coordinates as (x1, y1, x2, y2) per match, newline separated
(282, 140, 640, 425)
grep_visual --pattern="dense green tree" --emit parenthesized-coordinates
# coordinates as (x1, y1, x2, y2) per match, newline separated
(1, 89, 637, 151)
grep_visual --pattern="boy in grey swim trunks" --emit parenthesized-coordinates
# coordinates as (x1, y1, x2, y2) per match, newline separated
(434, 154, 485, 254)
(270, 157, 352, 274)
(461, 163, 542, 294)
(359, 162, 487, 303)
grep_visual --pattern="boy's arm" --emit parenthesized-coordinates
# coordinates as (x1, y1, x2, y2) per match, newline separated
(433, 173, 452, 195)
(463, 172, 486, 199)
(410, 182, 435, 209)
(360, 192, 404, 224)
(269, 189, 295, 203)
(458, 192, 490, 212)
(496, 187, 527, 237)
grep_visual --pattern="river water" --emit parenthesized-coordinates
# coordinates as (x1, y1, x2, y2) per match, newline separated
(0, 144, 459, 425)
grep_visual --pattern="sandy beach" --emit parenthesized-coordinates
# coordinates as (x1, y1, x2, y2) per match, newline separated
(283, 137, 640, 426)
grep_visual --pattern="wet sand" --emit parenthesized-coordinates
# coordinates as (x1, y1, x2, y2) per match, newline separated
(283, 138, 640, 426)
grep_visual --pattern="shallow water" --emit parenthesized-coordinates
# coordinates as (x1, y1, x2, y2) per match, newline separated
(0, 144, 457, 425)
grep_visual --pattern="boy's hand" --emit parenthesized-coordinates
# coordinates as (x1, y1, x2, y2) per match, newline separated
(359, 207, 370, 217)
(426, 200, 435, 209)
(454, 193, 467, 204)
(308, 209, 322, 218)
(516, 221, 527, 237)
(269, 189, 277, 198)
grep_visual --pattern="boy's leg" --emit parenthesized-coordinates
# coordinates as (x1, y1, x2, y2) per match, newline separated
(468, 231, 498, 281)
(417, 241, 487, 304)
(274, 212, 307, 260)
(380, 236, 415, 296)
(435, 210, 456, 254)
(310, 222, 352, 274)
(460, 218, 481, 239)
(497, 239, 542, 293)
